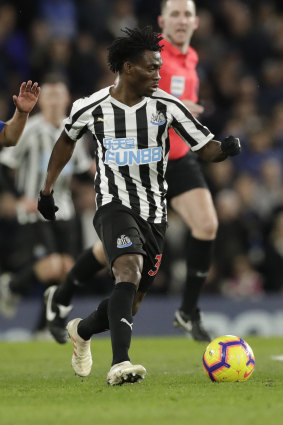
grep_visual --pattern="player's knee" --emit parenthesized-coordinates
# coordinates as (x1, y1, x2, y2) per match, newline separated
(112, 255, 143, 285)
(46, 254, 65, 280)
(196, 216, 218, 240)
(205, 218, 218, 238)
(35, 253, 64, 282)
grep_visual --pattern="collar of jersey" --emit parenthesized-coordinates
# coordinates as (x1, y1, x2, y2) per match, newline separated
(109, 91, 148, 111)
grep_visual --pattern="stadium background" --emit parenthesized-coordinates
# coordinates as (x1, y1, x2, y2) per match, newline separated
(0, 0, 283, 339)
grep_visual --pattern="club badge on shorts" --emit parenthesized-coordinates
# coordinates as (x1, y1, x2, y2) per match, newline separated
(117, 235, 133, 248)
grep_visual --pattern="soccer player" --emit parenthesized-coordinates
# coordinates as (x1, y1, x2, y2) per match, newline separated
(0, 75, 91, 325)
(38, 27, 240, 385)
(0, 81, 40, 147)
(44, 0, 216, 344)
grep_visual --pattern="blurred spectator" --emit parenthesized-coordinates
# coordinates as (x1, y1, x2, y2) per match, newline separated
(262, 211, 283, 292)
(106, 0, 137, 38)
(222, 254, 264, 299)
(0, 75, 92, 334)
(38, 0, 77, 39)
(0, 2, 29, 91)
(75, 0, 113, 42)
(212, 189, 249, 289)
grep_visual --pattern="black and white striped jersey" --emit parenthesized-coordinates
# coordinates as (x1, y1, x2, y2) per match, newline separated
(64, 86, 214, 223)
(0, 114, 91, 223)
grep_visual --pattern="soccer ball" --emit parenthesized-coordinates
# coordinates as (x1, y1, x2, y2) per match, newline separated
(202, 335, 255, 382)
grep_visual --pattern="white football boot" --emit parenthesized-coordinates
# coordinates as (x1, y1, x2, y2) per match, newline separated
(66, 318, 93, 377)
(107, 361, 146, 386)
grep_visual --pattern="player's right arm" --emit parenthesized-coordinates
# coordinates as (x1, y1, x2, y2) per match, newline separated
(41, 131, 76, 196)
(38, 96, 89, 220)
(38, 131, 76, 220)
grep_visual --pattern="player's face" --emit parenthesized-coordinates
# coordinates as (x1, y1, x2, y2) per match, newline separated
(131, 50, 162, 97)
(159, 0, 199, 49)
(39, 83, 70, 119)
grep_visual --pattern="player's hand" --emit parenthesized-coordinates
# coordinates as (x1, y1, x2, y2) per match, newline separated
(38, 190, 59, 220)
(13, 81, 40, 114)
(221, 135, 241, 157)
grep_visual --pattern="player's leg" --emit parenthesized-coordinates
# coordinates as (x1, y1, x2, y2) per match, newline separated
(166, 153, 218, 341)
(50, 245, 105, 306)
(45, 243, 106, 342)
(0, 222, 37, 317)
(105, 219, 166, 385)
(171, 188, 217, 341)
(0, 251, 71, 338)
(67, 203, 147, 383)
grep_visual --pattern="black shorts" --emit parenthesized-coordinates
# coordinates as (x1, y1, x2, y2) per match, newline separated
(93, 202, 167, 293)
(11, 220, 78, 269)
(166, 151, 208, 202)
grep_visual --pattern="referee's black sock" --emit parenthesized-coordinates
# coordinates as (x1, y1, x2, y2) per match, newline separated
(54, 247, 103, 306)
(180, 236, 213, 316)
(78, 299, 110, 340)
(108, 282, 136, 365)
(9, 266, 38, 296)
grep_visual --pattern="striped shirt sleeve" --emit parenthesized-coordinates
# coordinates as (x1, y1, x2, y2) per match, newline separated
(169, 100, 214, 151)
(63, 98, 89, 141)
(153, 91, 214, 151)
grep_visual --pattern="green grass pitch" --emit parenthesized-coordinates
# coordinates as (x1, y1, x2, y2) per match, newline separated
(1, 336, 283, 425)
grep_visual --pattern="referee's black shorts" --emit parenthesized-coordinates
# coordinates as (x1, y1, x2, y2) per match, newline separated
(166, 151, 208, 203)
(93, 202, 167, 293)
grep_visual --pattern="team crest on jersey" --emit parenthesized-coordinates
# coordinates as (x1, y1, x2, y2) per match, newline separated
(150, 111, 166, 126)
(117, 235, 133, 248)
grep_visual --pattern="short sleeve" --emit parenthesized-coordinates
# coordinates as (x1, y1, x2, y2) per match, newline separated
(63, 98, 89, 141)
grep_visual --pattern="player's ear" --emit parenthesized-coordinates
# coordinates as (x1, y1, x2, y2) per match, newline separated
(194, 16, 200, 31)
(157, 15, 164, 31)
(123, 61, 134, 75)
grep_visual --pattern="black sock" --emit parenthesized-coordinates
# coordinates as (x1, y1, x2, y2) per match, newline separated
(54, 247, 103, 306)
(9, 266, 38, 296)
(180, 236, 213, 316)
(108, 282, 136, 365)
(33, 299, 48, 332)
(78, 299, 109, 340)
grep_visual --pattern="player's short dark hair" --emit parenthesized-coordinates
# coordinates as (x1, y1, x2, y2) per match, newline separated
(108, 26, 163, 73)
(160, 0, 196, 14)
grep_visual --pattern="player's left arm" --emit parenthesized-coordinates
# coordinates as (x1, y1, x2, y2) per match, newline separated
(168, 96, 241, 162)
(197, 136, 241, 162)
(0, 81, 40, 147)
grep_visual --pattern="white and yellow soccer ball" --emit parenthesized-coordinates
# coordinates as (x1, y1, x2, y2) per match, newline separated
(202, 335, 255, 382)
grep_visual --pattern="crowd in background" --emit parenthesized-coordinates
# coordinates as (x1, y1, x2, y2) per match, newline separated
(1, 0, 283, 299)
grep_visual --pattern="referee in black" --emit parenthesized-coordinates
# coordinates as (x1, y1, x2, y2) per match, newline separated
(38, 26, 241, 386)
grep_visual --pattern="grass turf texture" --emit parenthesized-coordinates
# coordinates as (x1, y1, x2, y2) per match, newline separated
(1, 337, 283, 425)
